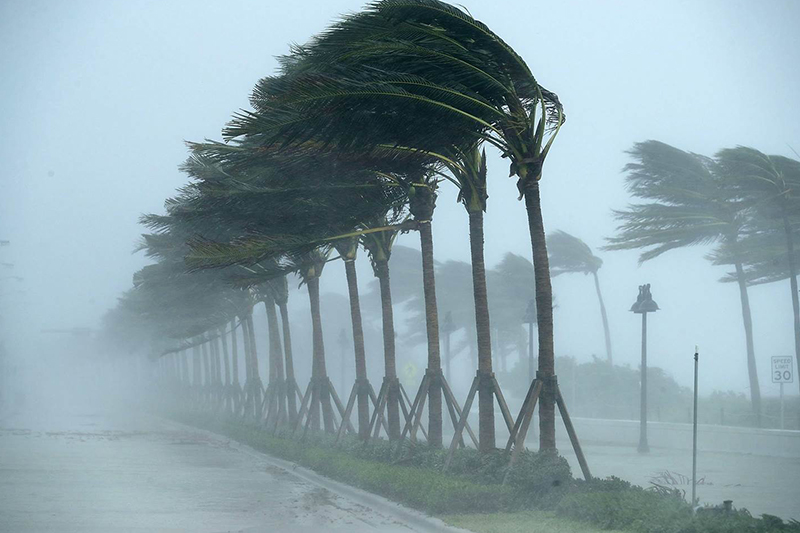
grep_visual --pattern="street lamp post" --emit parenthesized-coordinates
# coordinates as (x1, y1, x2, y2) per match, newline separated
(523, 300, 536, 383)
(442, 311, 454, 383)
(631, 284, 659, 453)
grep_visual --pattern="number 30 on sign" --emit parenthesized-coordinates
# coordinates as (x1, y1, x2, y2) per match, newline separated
(772, 356, 794, 383)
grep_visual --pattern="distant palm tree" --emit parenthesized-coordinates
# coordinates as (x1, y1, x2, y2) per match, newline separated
(548, 231, 613, 363)
(606, 140, 762, 423)
(716, 147, 800, 402)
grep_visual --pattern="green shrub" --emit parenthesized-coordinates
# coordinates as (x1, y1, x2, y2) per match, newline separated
(171, 411, 800, 533)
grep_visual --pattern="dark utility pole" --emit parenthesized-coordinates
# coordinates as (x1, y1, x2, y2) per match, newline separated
(631, 284, 659, 453)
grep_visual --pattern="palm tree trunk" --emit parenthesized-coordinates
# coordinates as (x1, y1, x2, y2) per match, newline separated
(782, 214, 800, 409)
(230, 319, 240, 414)
(375, 259, 401, 440)
(180, 350, 189, 388)
(211, 334, 222, 389)
(591, 271, 613, 364)
(230, 320, 239, 386)
(219, 329, 231, 388)
(278, 301, 298, 422)
(241, 317, 253, 415)
(265, 300, 285, 422)
(523, 180, 556, 451)
(343, 258, 372, 440)
(201, 340, 211, 389)
(468, 209, 495, 452)
(418, 220, 443, 446)
(192, 344, 201, 389)
(733, 262, 762, 426)
(307, 276, 334, 432)
(246, 313, 262, 418)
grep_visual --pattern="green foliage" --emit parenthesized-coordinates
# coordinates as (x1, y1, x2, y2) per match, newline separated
(557, 477, 691, 532)
(558, 477, 800, 533)
(173, 412, 799, 532)
(548, 230, 603, 276)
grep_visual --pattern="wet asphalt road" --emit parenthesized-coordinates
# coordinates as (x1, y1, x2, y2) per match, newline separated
(0, 409, 435, 533)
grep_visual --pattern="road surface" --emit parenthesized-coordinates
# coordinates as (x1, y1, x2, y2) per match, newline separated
(0, 408, 455, 533)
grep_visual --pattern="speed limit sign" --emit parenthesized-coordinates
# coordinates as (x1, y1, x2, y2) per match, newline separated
(772, 356, 794, 383)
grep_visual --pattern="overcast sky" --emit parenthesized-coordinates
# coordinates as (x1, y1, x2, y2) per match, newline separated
(2, 0, 799, 396)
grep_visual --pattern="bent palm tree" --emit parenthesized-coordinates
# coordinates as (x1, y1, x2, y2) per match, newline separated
(231, 0, 566, 448)
(716, 147, 800, 403)
(606, 141, 762, 423)
(548, 231, 612, 363)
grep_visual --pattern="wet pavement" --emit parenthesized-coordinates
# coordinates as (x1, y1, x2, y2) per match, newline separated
(0, 409, 440, 533)
(559, 439, 800, 520)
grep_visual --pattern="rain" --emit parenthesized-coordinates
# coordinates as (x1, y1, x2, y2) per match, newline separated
(1, 1, 799, 532)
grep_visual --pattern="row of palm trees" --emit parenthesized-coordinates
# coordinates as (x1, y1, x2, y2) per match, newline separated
(103, 0, 571, 454)
(606, 141, 800, 426)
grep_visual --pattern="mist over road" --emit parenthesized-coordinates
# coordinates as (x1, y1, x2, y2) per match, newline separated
(0, 408, 449, 533)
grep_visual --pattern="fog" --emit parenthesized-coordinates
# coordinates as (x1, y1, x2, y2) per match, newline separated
(1, 1, 799, 530)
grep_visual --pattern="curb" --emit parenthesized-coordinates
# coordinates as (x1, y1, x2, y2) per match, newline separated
(165, 417, 473, 533)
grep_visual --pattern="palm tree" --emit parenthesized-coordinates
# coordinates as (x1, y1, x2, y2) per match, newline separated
(606, 140, 762, 422)
(489, 252, 537, 374)
(332, 236, 372, 440)
(228, 1, 566, 448)
(716, 147, 800, 402)
(361, 218, 404, 440)
(548, 230, 613, 363)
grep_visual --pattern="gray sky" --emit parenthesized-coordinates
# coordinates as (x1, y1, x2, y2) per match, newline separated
(2, 0, 799, 395)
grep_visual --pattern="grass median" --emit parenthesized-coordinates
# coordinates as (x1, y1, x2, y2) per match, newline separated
(171, 410, 800, 533)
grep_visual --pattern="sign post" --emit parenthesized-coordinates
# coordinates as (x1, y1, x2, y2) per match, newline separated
(692, 346, 699, 510)
(771, 356, 794, 430)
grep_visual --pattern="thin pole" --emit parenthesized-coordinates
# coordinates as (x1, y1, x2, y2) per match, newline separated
(692, 346, 699, 509)
(780, 382, 785, 430)
(638, 312, 649, 453)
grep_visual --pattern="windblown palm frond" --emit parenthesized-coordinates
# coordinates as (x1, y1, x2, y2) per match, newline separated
(547, 231, 603, 276)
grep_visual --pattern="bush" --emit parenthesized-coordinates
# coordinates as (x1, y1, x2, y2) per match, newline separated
(172, 411, 800, 532)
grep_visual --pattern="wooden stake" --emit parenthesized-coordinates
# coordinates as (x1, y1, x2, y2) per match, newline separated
(444, 376, 479, 471)
(556, 386, 591, 480)
(503, 379, 542, 484)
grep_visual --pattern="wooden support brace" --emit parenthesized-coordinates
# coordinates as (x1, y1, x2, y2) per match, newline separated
(441, 376, 478, 449)
(505, 378, 539, 453)
(368, 383, 391, 436)
(292, 383, 313, 433)
(443, 376, 479, 471)
(336, 383, 359, 444)
(398, 383, 428, 441)
(328, 378, 355, 435)
(503, 380, 542, 485)
(367, 381, 387, 439)
(400, 375, 429, 441)
(492, 375, 515, 434)
(555, 386, 592, 480)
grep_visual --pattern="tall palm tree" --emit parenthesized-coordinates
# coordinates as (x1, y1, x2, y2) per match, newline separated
(332, 236, 372, 440)
(548, 230, 612, 363)
(606, 140, 762, 422)
(229, 1, 566, 448)
(716, 147, 800, 401)
(489, 252, 537, 373)
(361, 216, 406, 440)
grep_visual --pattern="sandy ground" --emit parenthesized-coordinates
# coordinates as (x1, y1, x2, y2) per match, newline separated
(0, 408, 441, 533)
